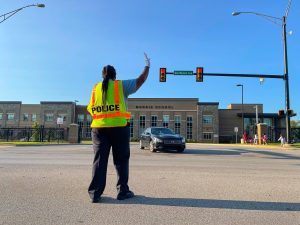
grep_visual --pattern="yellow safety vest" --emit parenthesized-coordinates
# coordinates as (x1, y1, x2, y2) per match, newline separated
(87, 80, 131, 128)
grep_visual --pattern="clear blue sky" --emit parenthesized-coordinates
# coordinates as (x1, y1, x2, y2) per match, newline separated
(1, 0, 299, 120)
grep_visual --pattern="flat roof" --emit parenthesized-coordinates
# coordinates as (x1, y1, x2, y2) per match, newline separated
(197, 102, 219, 105)
(40, 101, 74, 105)
(129, 98, 199, 101)
(0, 101, 22, 104)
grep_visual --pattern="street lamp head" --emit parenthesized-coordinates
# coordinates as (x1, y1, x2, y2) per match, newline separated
(232, 12, 241, 16)
(236, 84, 243, 87)
(36, 4, 45, 8)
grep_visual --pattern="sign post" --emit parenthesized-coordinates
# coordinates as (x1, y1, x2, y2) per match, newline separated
(57, 118, 63, 144)
(234, 127, 239, 144)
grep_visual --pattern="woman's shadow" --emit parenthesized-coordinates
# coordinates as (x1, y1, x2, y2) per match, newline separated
(99, 195, 300, 211)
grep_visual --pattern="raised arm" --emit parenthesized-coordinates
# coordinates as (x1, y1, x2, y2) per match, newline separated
(136, 53, 150, 90)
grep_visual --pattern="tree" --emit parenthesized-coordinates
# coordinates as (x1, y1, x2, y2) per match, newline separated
(291, 120, 300, 128)
(32, 122, 40, 142)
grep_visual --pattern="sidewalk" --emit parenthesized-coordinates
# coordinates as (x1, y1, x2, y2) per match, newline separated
(187, 142, 299, 150)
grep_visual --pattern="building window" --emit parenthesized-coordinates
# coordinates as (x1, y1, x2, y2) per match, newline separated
(7, 113, 15, 121)
(263, 118, 272, 126)
(32, 114, 37, 122)
(86, 115, 92, 122)
(0, 113, 3, 120)
(78, 114, 84, 124)
(187, 116, 193, 139)
(151, 115, 157, 127)
(203, 132, 213, 140)
(163, 115, 169, 128)
(203, 115, 213, 125)
(139, 115, 146, 132)
(174, 115, 181, 134)
(45, 113, 54, 122)
(23, 113, 29, 121)
(130, 116, 134, 138)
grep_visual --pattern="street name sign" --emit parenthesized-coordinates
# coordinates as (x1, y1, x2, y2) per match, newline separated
(173, 71, 194, 75)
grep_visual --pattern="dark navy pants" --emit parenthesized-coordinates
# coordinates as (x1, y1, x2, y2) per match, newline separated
(88, 126, 130, 200)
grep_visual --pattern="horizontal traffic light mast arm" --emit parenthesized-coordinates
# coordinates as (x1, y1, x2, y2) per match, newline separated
(166, 72, 284, 79)
(200, 73, 284, 79)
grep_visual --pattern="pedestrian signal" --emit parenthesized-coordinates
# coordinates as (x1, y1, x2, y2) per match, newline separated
(196, 67, 203, 82)
(159, 68, 166, 82)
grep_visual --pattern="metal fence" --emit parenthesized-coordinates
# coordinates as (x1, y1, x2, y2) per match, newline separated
(2, 126, 299, 143)
(0, 127, 66, 142)
(275, 128, 300, 143)
(219, 128, 300, 144)
(78, 124, 92, 141)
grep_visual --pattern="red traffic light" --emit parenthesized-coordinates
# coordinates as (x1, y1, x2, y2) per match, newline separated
(196, 67, 203, 82)
(159, 68, 166, 82)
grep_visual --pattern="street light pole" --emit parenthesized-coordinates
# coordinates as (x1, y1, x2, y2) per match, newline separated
(282, 15, 291, 144)
(254, 105, 258, 125)
(237, 84, 244, 137)
(0, 4, 45, 24)
(232, 8, 292, 143)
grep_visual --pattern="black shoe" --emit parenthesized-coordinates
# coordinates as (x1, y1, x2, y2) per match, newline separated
(90, 197, 101, 203)
(117, 191, 135, 200)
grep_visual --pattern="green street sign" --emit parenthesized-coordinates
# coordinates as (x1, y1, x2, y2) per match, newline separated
(173, 71, 194, 75)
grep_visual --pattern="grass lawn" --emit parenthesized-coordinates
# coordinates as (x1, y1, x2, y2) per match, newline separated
(291, 143, 300, 148)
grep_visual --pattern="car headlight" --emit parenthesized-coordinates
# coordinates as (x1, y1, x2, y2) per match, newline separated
(182, 137, 186, 143)
(153, 137, 163, 143)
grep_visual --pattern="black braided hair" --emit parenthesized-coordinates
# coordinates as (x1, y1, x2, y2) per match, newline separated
(102, 65, 116, 104)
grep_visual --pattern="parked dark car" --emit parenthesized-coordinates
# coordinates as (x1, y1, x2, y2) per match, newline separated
(139, 127, 186, 153)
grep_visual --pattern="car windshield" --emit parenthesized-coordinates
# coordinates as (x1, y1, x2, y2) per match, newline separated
(151, 128, 174, 135)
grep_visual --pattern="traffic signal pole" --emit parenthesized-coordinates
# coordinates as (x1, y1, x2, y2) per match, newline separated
(160, 67, 290, 141)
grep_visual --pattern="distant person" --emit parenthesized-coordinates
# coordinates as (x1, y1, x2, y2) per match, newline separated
(254, 134, 258, 145)
(243, 132, 247, 144)
(262, 133, 268, 145)
(87, 53, 150, 203)
(248, 136, 253, 145)
(278, 134, 286, 147)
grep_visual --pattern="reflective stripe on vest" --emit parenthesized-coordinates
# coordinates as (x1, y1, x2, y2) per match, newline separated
(93, 112, 131, 119)
(91, 84, 97, 107)
(114, 80, 120, 105)
(87, 80, 131, 128)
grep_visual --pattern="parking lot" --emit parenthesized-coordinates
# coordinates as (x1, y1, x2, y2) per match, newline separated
(0, 144, 300, 225)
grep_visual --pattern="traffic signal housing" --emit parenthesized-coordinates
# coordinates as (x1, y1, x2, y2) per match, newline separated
(196, 67, 203, 82)
(159, 68, 166, 82)
(287, 109, 294, 116)
(278, 110, 284, 117)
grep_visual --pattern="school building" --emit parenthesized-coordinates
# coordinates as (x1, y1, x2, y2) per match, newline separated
(0, 98, 287, 143)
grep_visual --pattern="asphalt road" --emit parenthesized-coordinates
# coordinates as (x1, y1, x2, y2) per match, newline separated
(0, 144, 299, 225)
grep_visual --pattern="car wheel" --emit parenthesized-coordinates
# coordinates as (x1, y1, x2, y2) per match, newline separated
(149, 141, 156, 152)
(139, 140, 144, 149)
(177, 147, 185, 153)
